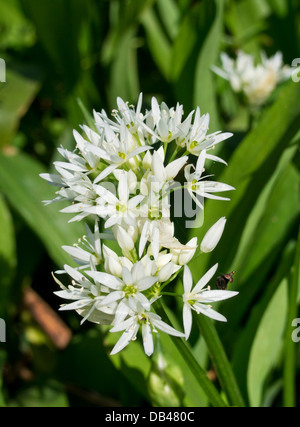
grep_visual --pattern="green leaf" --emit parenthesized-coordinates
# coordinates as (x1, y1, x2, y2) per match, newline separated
(247, 278, 288, 407)
(156, 0, 180, 41)
(225, 161, 300, 328)
(194, 0, 224, 132)
(104, 329, 152, 401)
(0, 195, 16, 317)
(0, 350, 7, 407)
(0, 69, 40, 146)
(0, 0, 35, 49)
(169, 7, 198, 82)
(21, 0, 85, 91)
(231, 240, 296, 404)
(189, 81, 300, 279)
(283, 227, 300, 407)
(0, 151, 84, 267)
(140, 8, 172, 80)
(9, 381, 69, 407)
(267, 0, 288, 17)
(225, 0, 271, 44)
(108, 28, 140, 108)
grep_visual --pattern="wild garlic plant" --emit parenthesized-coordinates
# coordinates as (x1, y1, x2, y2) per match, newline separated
(41, 94, 238, 356)
(212, 50, 293, 108)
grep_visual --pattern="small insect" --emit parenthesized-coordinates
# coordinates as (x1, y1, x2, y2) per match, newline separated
(216, 271, 236, 290)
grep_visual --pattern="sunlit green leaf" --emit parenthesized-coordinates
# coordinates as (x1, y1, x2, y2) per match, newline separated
(0, 151, 84, 267)
(157, 0, 180, 40)
(140, 8, 172, 80)
(189, 81, 300, 279)
(0, 69, 40, 146)
(247, 278, 288, 407)
(194, 0, 224, 132)
(0, 195, 16, 317)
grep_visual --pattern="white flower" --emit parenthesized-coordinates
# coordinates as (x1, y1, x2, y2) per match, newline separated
(110, 301, 184, 356)
(86, 171, 144, 228)
(185, 150, 235, 208)
(150, 97, 185, 143)
(53, 264, 116, 325)
(212, 50, 293, 107)
(182, 265, 238, 339)
(61, 221, 105, 268)
(200, 217, 227, 253)
(179, 107, 232, 156)
(86, 262, 158, 325)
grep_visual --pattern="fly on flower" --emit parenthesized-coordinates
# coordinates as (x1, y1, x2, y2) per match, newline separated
(216, 271, 236, 291)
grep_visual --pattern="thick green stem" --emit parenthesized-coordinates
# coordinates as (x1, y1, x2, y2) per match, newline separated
(194, 314, 246, 407)
(156, 301, 228, 407)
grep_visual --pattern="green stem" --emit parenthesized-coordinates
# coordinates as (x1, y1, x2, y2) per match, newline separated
(159, 266, 183, 291)
(160, 291, 181, 298)
(164, 142, 168, 157)
(194, 314, 246, 407)
(169, 145, 181, 163)
(156, 301, 228, 407)
(283, 227, 300, 407)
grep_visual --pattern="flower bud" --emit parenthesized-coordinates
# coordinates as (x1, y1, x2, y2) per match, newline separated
(171, 238, 198, 266)
(116, 226, 134, 251)
(127, 225, 138, 243)
(157, 262, 175, 282)
(200, 217, 226, 253)
(103, 245, 122, 277)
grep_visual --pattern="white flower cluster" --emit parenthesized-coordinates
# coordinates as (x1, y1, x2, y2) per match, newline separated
(41, 94, 238, 356)
(212, 51, 292, 107)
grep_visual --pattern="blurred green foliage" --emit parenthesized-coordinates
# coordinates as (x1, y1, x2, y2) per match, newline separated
(0, 0, 299, 407)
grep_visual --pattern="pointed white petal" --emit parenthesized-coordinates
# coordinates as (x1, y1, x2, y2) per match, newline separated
(193, 264, 218, 294)
(86, 271, 123, 289)
(183, 303, 193, 340)
(183, 265, 193, 294)
(142, 323, 154, 356)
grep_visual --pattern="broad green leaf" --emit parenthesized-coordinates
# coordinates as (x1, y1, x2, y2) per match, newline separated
(247, 278, 288, 407)
(189, 81, 300, 279)
(0, 350, 6, 407)
(229, 161, 300, 318)
(105, 316, 209, 407)
(108, 28, 140, 108)
(105, 330, 152, 402)
(231, 145, 298, 277)
(159, 326, 209, 407)
(157, 0, 180, 41)
(194, 0, 224, 132)
(0, 195, 16, 317)
(56, 329, 140, 406)
(101, 0, 154, 66)
(283, 227, 300, 407)
(147, 338, 185, 407)
(231, 240, 296, 403)
(0, 69, 40, 146)
(21, 0, 84, 91)
(0, 0, 35, 49)
(0, 151, 84, 267)
(9, 381, 69, 407)
(226, 0, 270, 42)
(267, 0, 288, 17)
(140, 8, 172, 80)
(169, 7, 198, 82)
(217, 161, 299, 378)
